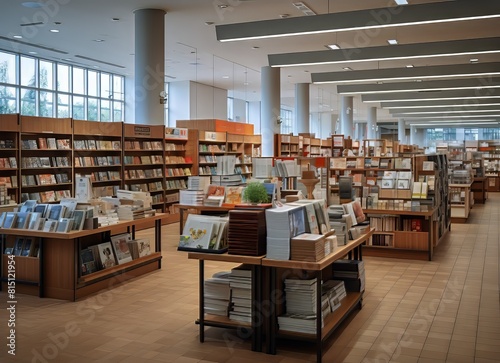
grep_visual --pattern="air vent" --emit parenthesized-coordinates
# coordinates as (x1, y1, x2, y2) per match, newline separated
(20, 21, 44, 27)
(0, 36, 68, 54)
(292, 2, 316, 16)
(74, 55, 125, 69)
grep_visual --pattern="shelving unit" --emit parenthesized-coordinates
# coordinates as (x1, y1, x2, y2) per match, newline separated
(331, 134, 345, 157)
(197, 130, 227, 176)
(227, 133, 248, 181)
(449, 183, 473, 223)
(19, 116, 73, 203)
(0, 114, 20, 205)
(0, 214, 165, 300)
(164, 127, 193, 216)
(73, 120, 123, 198)
(362, 139, 387, 157)
(123, 123, 166, 210)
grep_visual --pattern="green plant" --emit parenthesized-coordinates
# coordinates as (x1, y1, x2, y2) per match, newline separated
(243, 182, 269, 204)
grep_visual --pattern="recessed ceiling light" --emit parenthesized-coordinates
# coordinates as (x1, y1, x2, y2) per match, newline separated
(28, 51, 37, 54)
(93, 65, 99, 69)
(244, 82, 249, 85)
(63, 58, 71, 61)
(222, 75, 229, 79)
(50, 29, 59, 33)
(343, 67, 353, 71)
(326, 44, 340, 50)
(22, 2, 44, 8)
(470, 58, 479, 63)
(394, 0, 408, 5)
(415, 79, 423, 82)
(279, 14, 290, 19)
(13, 35, 22, 39)
(387, 39, 398, 45)
(406, 64, 414, 68)
(94, 39, 104, 42)
(218, 4, 228, 9)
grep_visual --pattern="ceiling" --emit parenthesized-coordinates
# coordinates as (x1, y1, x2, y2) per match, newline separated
(1, 0, 500, 127)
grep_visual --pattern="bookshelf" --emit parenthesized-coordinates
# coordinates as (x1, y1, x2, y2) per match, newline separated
(479, 141, 500, 192)
(164, 127, 193, 216)
(19, 116, 73, 203)
(197, 130, 227, 176)
(449, 183, 473, 223)
(73, 120, 123, 198)
(320, 138, 332, 157)
(0, 214, 165, 300)
(331, 134, 345, 157)
(123, 124, 166, 211)
(362, 139, 387, 156)
(0, 114, 20, 205)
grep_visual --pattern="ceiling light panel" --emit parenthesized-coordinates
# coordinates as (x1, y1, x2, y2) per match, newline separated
(216, 0, 500, 42)
(381, 99, 500, 108)
(387, 105, 500, 114)
(312, 62, 500, 84)
(362, 88, 500, 103)
(269, 37, 500, 68)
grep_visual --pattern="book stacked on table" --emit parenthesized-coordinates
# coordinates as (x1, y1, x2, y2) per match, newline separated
(179, 189, 204, 206)
(228, 209, 266, 256)
(332, 260, 365, 293)
(290, 233, 326, 262)
(265, 204, 306, 260)
(204, 271, 231, 317)
(229, 266, 252, 323)
(322, 280, 347, 313)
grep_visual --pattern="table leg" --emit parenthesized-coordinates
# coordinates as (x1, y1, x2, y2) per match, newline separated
(316, 270, 323, 363)
(199, 259, 205, 343)
(179, 208, 185, 235)
(267, 267, 276, 355)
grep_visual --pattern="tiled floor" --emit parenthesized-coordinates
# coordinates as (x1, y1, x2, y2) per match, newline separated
(1, 194, 499, 363)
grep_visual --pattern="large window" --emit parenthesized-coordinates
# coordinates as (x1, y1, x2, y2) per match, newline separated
(280, 108, 293, 134)
(0, 49, 125, 121)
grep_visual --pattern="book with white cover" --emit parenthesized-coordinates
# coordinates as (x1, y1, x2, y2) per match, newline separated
(56, 218, 73, 233)
(97, 242, 116, 269)
(110, 233, 133, 264)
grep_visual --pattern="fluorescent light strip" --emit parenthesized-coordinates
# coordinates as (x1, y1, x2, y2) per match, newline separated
(365, 95, 500, 103)
(362, 89, 500, 103)
(382, 100, 500, 108)
(409, 122, 499, 126)
(428, 120, 498, 123)
(315, 72, 500, 84)
(391, 109, 500, 115)
(396, 114, 500, 119)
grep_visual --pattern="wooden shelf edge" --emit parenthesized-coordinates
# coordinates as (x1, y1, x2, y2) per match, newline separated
(197, 314, 252, 329)
(78, 252, 162, 285)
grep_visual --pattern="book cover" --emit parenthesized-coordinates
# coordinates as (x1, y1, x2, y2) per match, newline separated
(42, 219, 58, 232)
(27, 212, 43, 230)
(20, 238, 33, 257)
(56, 218, 73, 233)
(2, 212, 17, 228)
(110, 233, 133, 264)
(80, 248, 97, 275)
(179, 218, 215, 250)
(136, 238, 152, 257)
(13, 238, 24, 256)
(97, 242, 116, 269)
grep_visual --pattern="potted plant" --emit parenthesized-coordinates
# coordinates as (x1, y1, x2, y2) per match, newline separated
(243, 182, 269, 204)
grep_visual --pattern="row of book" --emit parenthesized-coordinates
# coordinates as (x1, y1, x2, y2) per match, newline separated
(0, 140, 15, 149)
(21, 156, 70, 168)
(126, 181, 164, 193)
(330, 157, 412, 170)
(0, 184, 14, 206)
(5, 237, 39, 257)
(166, 168, 191, 177)
(21, 173, 71, 187)
(76, 171, 120, 183)
(74, 139, 121, 150)
(166, 179, 188, 190)
(93, 185, 119, 198)
(0, 157, 17, 168)
(20, 190, 72, 203)
(234, 165, 251, 174)
(80, 233, 152, 275)
(0, 176, 17, 188)
(199, 144, 226, 152)
(165, 143, 185, 151)
(75, 156, 121, 167)
(123, 155, 163, 165)
(235, 155, 253, 164)
(200, 155, 218, 163)
(126, 168, 163, 179)
(21, 138, 70, 150)
(165, 156, 191, 164)
(123, 140, 163, 150)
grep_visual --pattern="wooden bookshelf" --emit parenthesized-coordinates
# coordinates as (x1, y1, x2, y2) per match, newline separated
(19, 116, 73, 203)
(0, 114, 20, 205)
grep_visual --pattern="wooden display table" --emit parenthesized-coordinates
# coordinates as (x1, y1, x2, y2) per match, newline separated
(472, 177, 488, 204)
(0, 214, 166, 301)
(449, 183, 473, 223)
(187, 252, 264, 352)
(262, 228, 374, 363)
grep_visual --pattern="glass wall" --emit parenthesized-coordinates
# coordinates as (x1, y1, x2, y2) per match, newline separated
(0, 49, 125, 121)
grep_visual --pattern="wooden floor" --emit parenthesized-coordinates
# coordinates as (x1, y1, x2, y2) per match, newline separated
(1, 194, 499, 363)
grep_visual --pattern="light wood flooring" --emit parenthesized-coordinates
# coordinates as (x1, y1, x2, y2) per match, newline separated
(1, 194, 499, 363)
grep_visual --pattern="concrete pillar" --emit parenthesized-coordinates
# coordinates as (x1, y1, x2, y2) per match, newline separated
(134, 9, 166, 125)
(295, 83, 309, 134)
(341, 96, 353, 138)
(410, 125, 417, 145)
(398, 118, 406, 144)
(261, 66, 281, 156)
(367, 107, 377, 139)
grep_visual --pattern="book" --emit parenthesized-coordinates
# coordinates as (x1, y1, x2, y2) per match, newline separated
(56, 218, 74, 233)
(47, 204, 65, 221)
(110, 233, 133, 264)
(72, 210, 86, 231)
(20, 238, 33, 257)
(14, 212, 31, 229)
(28, 212, 44, 230)
(80, 248, 97, 275)
(97, 242, 116, 269)
(179, 215, 216, 250)
(42, 219, 58, 232)
(127, 238, 152, 259)
(2, 212, 17, 229)
(12, 238, 24, 255)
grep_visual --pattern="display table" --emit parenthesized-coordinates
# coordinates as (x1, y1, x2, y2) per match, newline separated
(0, 214, 166, 301)
(187, 252, 264, 352)
(262, 228, 374, 363)
(472, 177, 488, 204)
(449, 183, 473, 223)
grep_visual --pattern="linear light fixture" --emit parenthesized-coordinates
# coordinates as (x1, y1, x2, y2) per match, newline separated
(381, 99, 500, 108)
(387, 105, 500, 114)
(337, 77, 500, 95)
(269, 37, 500, 68)
(391, 113, 500, 118)
(312, 62, 500, 84)
(215, 1, 500, 42)
(361, 89, 500, 103)
(409, 121, 499, 126)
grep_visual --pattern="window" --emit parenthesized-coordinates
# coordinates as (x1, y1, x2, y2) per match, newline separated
(0, 49, 125, 121)
(227, 97, 234, 121)
(280, 108, 293, 134)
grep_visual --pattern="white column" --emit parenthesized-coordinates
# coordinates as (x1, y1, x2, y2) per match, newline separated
(366, 107, 377, 139)
(134, 9, 166, 125)
(398, 118, 406, 143)
(410, 125, 417, 145)
(261, 66, 281, 157)
(295, 83, 309, 134)
(341, 96, 353, 138)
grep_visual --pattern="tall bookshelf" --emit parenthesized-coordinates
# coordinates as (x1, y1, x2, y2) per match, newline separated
(164, 127, 193, 214)
(19, 116, 73, 203)
(123, 124, 166, 211)
(0, 114, 20, 205)
(73, 120, 123, 198)
(197, 130, 227, 176)
(244, 134, 262, 177)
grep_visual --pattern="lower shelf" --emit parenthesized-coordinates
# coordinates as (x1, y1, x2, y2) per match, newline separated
(363, 245, 429, 260)
(277, 292, 362, 342)
(197, 314, 252, 329)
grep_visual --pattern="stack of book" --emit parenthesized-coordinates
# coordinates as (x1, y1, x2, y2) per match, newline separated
(187, 176, 211, 193)
(328, 205, 352, 246)
(265, 205, 306, 260)
(332, 260, 365, 293)
(228, 209, 266, 256)
(322, 280, 347, 313)
(179, 190, 204, 205)
(277, 277, 330, 334)
(229, 266, 252, 323)
(204, 271, 231, 317)
(116, 205, 155, 220)
(290, 233, 326, 262)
